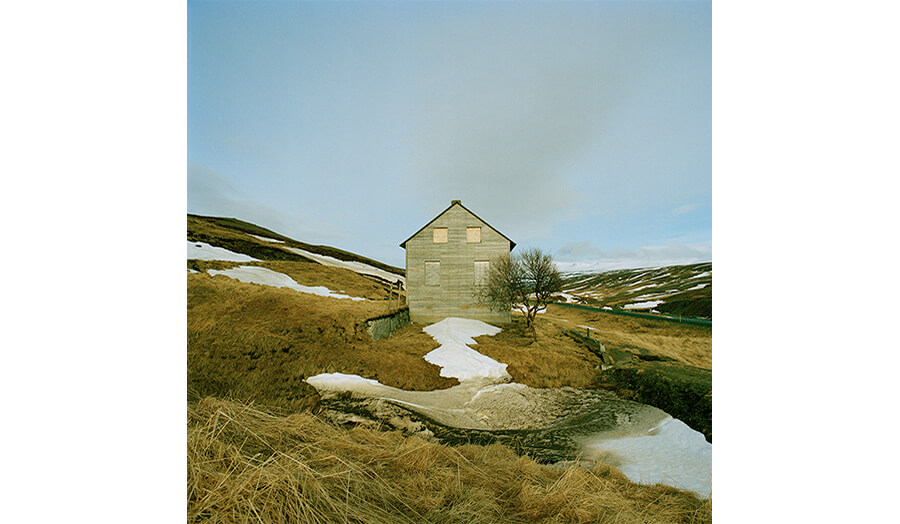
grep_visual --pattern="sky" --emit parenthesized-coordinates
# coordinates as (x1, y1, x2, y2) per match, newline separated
(188, 0, 711, 271)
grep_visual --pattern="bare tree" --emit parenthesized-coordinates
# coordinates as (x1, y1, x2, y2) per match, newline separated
(477, 247, 562, 341)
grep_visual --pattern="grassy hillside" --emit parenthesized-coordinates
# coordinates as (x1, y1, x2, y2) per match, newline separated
(559, 263, 712, 319)
(188, 214, 404, 276)
(188, 270, 453, 411)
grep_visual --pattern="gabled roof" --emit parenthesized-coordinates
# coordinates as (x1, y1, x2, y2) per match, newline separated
(400, 200, 516, 250)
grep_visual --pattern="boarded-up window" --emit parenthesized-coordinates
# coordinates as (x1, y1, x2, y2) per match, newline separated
(474, 261, 489, 286)
(433, 228, 448, 243)
(466, 227, 482, 243)
(425, 261, 440, 286)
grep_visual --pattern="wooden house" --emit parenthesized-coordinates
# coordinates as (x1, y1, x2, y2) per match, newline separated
(400, 200, 516, 324)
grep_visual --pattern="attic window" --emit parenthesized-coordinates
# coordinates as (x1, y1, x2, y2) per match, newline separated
(466, 227, 481, 243)
(433, 227, 448, 243)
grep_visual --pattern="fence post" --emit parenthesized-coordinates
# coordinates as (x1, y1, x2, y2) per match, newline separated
(387, 282, 393, 312)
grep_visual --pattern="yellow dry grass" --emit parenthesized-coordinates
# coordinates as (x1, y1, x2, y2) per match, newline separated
(542, 306, 712, 369)
(188, 259, 399, 302)
(472, 316, 603, 389)
(188, 397, 711, 524)
(188, 270, 452, 411)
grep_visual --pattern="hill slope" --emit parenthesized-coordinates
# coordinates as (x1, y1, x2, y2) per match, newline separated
(559, 263, 712, 319)
(188, 214, 404, 281)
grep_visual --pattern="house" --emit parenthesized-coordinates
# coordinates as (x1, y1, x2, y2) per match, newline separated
(400, 200, 516, 324)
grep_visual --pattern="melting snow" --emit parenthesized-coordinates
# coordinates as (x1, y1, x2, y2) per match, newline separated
(306, 372, 384, 392)
(422, 318, 509, 382)
(206, 266, 365, 301)
(624, 301, 663, 310)
(249, 234, 285, 244)
(283, 246, 405, 285)
(581, 417, 712, 498)
(305, 317, 712, 498)
(187, 241, 259, 262)
(308, 317, 507, 389)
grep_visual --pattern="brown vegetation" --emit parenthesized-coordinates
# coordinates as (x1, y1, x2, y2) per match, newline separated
(473, 316, 603, 389)
(542, 306, 712, 369)
(188, 271, 453, 412)
(188, 397, 711, 524)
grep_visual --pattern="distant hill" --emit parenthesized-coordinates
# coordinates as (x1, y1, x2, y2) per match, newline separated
(187, 214, 404, 281)
(557, 262, 712, 319)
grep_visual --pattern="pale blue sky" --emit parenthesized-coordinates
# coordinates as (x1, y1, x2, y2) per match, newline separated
(188, 0, 711, 270)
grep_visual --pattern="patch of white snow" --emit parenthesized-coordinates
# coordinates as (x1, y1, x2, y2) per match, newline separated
(187, 241, 259, 262)
(283, 246, 404, 285)
(422, 317, 508, 382)
(249, 234, 285, 244)
(581, 417, 712, 498)
(306, 372, 384, 392)
(207, 266, 365, 301)
(624, 300, 663, 310)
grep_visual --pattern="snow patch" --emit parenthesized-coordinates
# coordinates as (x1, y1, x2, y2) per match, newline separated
(283, 246, 404, 284)
(187, 241, 259, 262)
(249, 234, 285, 244)
(306, 372, 384, 392)
(422, 318, 508, 382)
(582, 417, 712, 498)
(624, 301, 663, 310)
(207, 266, 365, 301)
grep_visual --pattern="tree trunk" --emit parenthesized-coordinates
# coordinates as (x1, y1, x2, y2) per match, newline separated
(526, 307, 538, 343)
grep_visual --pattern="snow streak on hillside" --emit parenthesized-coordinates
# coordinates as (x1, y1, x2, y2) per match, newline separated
(284, 246, 405, 285)
(249, 234, 285, 244)
(187, 241, 259, 262)
(206, 266, 365, 301)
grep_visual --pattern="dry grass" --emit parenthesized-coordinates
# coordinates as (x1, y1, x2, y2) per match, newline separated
(473, 316, 604, 389)
(188, 259, 398, 302)
(188, 271, 453, 411)
(542, 306, 712, 369)
(188, 397, 711, 524)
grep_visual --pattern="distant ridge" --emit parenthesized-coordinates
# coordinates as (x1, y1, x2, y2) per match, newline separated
(557, 262, 711, 319)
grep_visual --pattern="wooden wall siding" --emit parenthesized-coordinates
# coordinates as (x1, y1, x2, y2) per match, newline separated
(405, 204, 511, 324)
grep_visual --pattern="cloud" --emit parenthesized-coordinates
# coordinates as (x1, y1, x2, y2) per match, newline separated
(402, 10, 644, 240)
(673, 203, 701, 216)
(187, 161, 345, 242)
(554, 240, 711, 272)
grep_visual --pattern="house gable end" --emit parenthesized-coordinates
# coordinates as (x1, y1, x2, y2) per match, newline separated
(400, 201, 516, 250)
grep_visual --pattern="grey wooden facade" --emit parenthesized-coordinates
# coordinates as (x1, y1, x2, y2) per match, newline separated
(401, 200, 515, 324)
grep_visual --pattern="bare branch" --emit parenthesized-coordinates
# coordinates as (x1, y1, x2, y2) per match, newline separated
(475, 247, 562, 342)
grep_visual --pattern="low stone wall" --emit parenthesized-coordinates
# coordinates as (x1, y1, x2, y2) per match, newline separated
(365, 308, 410, 340)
